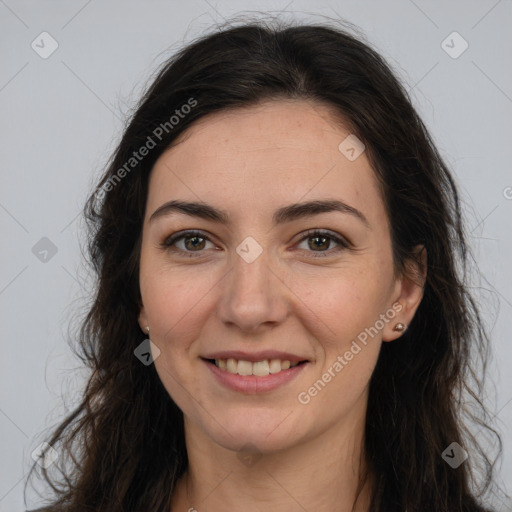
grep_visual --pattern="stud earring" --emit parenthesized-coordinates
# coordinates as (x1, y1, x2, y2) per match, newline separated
(393, 322, 406, 332)
(146, 326, 150, 334)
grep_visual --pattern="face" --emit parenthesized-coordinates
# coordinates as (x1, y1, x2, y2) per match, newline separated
(138, 99, 423, 453)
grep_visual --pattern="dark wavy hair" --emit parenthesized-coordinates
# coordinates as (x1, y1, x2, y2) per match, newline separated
(26, 17, 504, 512)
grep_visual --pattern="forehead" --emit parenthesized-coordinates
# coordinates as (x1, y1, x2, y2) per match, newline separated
(147, 99, 386, 227)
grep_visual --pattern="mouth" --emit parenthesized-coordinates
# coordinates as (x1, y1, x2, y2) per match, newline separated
(202, 357, 309, 377)
(200, 349, 311, 393)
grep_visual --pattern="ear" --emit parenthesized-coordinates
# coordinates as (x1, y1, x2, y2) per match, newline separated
(137, 300, 149, 335)
(383, 245, 427, 342)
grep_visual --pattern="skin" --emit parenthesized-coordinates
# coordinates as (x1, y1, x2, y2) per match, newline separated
(138, 99, 425, 511)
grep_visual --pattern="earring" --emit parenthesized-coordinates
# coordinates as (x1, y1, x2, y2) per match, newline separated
(393, 322, 406, 332)
(146, 326, 150, 334)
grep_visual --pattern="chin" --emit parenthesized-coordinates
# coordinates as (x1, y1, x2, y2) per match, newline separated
(200, 407, 305, 453)
(220, 431, 298, 455)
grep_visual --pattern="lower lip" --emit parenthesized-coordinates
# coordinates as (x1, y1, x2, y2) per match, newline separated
(203, 359, 308, 394)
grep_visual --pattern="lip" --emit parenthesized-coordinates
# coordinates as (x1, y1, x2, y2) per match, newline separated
(202, 350, 308, 364)
(202, 358, 309, 394)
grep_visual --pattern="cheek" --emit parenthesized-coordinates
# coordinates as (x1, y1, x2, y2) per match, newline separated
(294, 271, 388, 419)
(139, 259, 219, 402)
(140, 255, 219, 340)
(295, 262, 393, 390)
(298, 263, 394, 346)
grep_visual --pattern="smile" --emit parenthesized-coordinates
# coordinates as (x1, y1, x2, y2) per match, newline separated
(211, 358, 303, 376)
(202, 357, 309, 394)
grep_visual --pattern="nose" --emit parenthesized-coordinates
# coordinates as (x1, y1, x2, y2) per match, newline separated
(216, 243, 289, 334)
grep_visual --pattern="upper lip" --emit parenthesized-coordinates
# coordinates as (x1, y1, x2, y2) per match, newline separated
(202, 350, 309, 364)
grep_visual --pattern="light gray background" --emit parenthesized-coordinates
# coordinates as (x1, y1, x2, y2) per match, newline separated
(1, 1, 511, 510)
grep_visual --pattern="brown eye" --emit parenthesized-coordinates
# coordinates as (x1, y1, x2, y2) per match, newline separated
(296, 229, 350, 257)
(183, 235, 206, 251)
(162, 230, 215, 256)
(308, 235, 330, 251)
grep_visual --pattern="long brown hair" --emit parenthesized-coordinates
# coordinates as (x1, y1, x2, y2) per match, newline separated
(26, 17, 503, 512)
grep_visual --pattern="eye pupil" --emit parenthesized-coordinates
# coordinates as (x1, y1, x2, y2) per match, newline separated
(185, 236, 205, 250)
(309, 236, 329, 251)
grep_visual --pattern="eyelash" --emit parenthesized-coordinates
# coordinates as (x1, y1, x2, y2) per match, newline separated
(161, 229, 351, 259)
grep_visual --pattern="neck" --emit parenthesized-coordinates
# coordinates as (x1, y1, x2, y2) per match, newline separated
(171, 410, 372, 512)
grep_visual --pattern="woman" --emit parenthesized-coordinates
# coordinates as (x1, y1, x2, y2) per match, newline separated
(27, 18, 503, 512)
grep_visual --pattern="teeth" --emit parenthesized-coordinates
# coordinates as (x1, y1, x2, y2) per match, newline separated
(253, 360, 270, 376)
(269, 359, 283, 374)
(214, 358, 300, 376)
(237, 360, 253, 376)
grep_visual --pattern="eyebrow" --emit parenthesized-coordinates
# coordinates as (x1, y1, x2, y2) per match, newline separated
(149, 199, 370, 228)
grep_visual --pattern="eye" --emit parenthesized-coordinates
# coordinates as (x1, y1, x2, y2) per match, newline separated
(161, 230, 216, 257)
(295, 229, 351, 258)
(161, 229, 352, 259)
